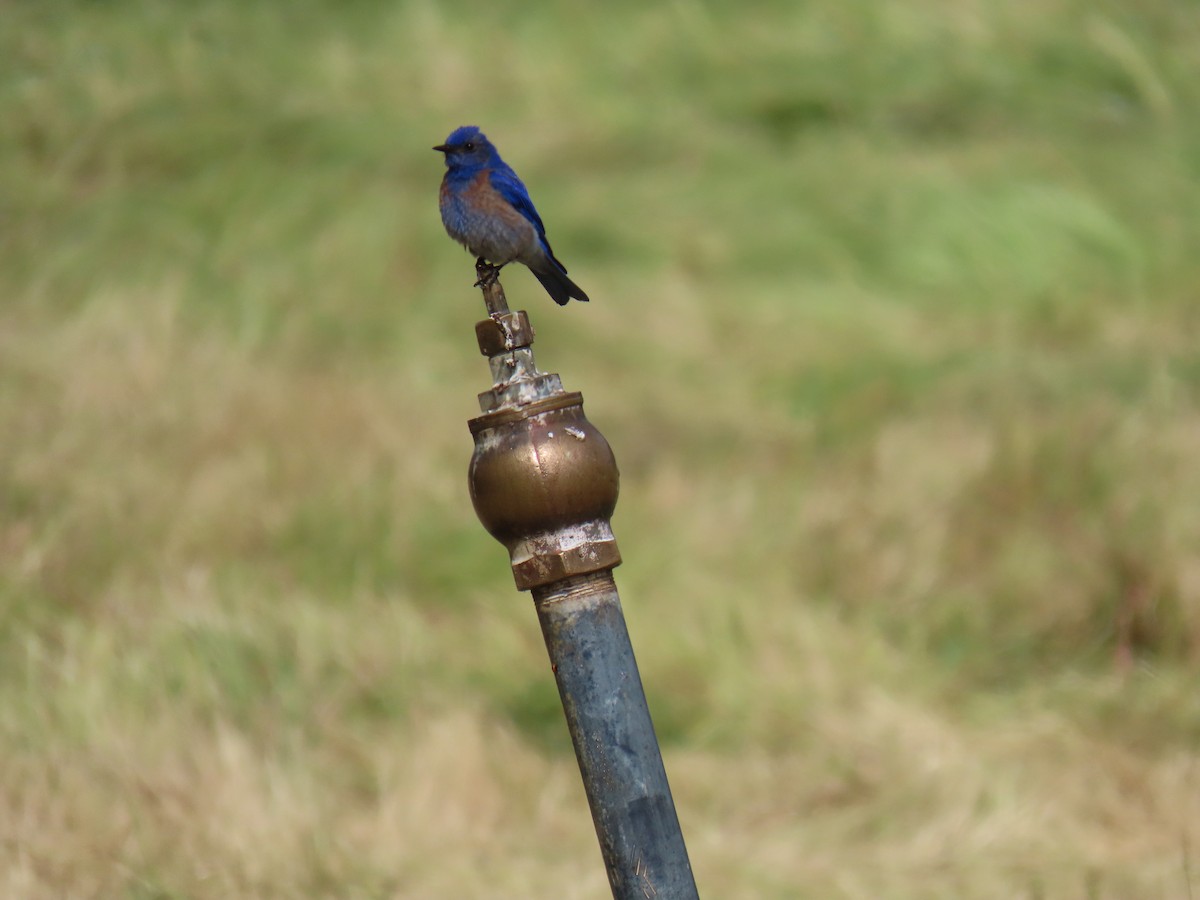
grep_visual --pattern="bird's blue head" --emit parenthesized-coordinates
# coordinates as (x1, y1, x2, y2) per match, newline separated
(433, 125, 496, 171)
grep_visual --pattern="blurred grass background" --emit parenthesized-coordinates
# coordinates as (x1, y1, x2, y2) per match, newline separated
(2, 0, 1199, 896)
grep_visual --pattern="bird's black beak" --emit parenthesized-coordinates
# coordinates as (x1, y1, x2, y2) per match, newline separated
(432, 144, 451, 153)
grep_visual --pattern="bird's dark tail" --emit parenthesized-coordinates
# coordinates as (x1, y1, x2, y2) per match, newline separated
(532, 265, 589, 306)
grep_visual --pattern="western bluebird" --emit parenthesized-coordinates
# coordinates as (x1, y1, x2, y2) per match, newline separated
(434, 125, 589, 306)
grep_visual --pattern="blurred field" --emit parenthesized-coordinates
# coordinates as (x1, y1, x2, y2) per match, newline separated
(3, 0, 1200, 896)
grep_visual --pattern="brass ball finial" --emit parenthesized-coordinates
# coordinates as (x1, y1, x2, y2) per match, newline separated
(469, 394, 620, 590)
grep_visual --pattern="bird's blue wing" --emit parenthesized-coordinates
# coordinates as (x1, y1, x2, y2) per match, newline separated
(488, 165, 547, 238)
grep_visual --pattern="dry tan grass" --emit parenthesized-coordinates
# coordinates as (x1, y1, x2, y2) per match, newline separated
(4, 1, 1200, 896)
(3, 236, 1197, 900)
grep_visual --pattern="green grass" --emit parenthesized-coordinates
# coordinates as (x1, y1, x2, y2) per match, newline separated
(2, 0, 1199, 896)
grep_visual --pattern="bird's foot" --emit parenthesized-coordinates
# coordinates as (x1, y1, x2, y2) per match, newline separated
(473, 259, 504, 288)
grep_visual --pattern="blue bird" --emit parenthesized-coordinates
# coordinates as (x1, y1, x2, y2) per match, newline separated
(435, 125, 589, 305)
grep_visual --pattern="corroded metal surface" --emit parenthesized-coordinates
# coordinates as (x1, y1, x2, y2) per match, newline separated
(464, 272, 697, 899)
(534, 573, 698, 900)
(474, 309, 534, 356)
(467, 277, 622, 591)
(469, 396, 621, 591)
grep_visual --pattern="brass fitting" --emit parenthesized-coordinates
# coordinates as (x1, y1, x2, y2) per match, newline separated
(469, 393, 621, 591)
(466, 275, 621, 591)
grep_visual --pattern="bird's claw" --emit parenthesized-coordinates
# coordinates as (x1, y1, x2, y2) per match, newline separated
(473, 260, 503, 289)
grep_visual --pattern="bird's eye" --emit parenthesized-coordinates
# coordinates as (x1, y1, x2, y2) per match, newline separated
(464, 142, 475, 151)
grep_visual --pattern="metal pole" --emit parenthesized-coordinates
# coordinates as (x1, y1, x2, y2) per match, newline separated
(466, 263, 699, 899)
